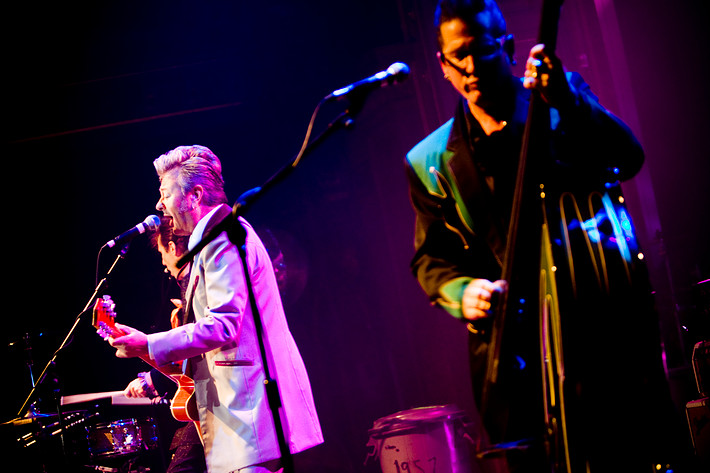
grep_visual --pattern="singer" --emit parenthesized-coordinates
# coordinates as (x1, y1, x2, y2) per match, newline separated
(105, 145, 323, 473)
(404, 1, 690, 472)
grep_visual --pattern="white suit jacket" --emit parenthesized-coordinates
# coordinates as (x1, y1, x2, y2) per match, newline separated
(147, 205, 323, 473)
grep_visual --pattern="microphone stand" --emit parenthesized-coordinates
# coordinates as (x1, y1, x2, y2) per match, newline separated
(176, 95, 367, 473)
(15, 243, 131, 462)
(178, 103, 359, 266)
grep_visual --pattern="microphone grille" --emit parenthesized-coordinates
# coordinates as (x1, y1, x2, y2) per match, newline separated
(387, 62, 410, 80)
(144, 215, 161, 231)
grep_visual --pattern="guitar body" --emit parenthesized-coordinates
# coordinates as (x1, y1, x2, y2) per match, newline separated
(93, 295, 199, 423)
(169, 374, 198, 422)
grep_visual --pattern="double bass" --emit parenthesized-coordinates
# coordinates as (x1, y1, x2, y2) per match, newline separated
(479, 0, 673, 471)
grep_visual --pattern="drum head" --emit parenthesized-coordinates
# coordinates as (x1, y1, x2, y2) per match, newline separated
(369, 405, 467, 438)
(366, 405, 475, 473)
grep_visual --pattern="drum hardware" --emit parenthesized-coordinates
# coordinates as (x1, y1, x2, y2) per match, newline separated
(686, 339, 710, 465)
(83, 456, 153, 473)
(8, 408, 160, 470)
(692, 340, 710, 397)
(86, 417, 159, 459)
(15, 410, 94, 449)
(685, 397, 710, 465)
(83, 465, 122, 472)
(475, 438, 532, 459)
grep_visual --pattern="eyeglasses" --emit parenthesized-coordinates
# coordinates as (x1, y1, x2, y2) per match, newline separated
(439, 34, 511, 70)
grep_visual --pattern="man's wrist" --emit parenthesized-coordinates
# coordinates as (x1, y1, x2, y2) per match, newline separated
(137, 371, 159, 398)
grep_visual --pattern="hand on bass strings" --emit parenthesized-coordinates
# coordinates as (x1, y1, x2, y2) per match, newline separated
(462, 278, 507, 321)
(523, 44, 575, 110)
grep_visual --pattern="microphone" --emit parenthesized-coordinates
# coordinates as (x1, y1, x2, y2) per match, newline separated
(325, 62, 410, 101)
(104, 215, 161, 248)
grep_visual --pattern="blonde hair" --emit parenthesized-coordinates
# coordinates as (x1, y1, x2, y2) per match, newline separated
(153, 145, 228, 206)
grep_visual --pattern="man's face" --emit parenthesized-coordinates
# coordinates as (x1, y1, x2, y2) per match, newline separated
(156, 172, 193, 236)
(438, 17, 512, 106)
(157, 237, 181, 279)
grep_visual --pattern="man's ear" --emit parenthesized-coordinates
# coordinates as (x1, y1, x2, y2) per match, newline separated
(190, 185, 204, 209)
(502, 33, 515, 65)
(168, 240, 178, 256)
(437, 51, 448, 76)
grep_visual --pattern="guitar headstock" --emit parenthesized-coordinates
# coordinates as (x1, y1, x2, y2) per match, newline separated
(92, 295, 121, 340)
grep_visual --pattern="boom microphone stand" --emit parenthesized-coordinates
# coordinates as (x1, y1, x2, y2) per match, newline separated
(184, 106, 358, 473)
(177, 70, 408, 472)
(14, 243, 132, 465)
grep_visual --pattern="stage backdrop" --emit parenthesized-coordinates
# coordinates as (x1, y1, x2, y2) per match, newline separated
(4, 1, 708, 471)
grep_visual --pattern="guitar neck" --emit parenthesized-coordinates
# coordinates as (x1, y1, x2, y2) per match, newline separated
(93, 296, 184, 383)
(142, 355, 184, 380)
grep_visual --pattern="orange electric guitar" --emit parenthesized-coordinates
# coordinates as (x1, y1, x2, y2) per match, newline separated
(92, 295, 198, 423)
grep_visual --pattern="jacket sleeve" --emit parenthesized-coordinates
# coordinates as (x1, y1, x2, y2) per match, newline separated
(147, 232, 248, 366)
(405, 159, 500, 320)
(551, 71, 645, 182)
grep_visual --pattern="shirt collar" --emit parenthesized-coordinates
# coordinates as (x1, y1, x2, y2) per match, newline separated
(188, 205, 221, 251)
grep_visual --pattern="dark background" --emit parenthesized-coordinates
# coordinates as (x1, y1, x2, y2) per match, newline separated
(3, 0, 709, 471)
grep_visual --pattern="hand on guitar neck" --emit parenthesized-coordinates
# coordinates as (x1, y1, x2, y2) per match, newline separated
(93, 295, 177, 377)
(92, 295, 198, 423)
(92, 295, 150, 359)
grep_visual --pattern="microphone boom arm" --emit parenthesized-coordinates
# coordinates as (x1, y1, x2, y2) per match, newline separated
(178, 62, 409, 267)
(177, 101, 358, 268)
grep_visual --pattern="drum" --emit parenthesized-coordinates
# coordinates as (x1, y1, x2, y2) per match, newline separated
(692, 340, 710, 397)
(87, 417, 158, 458)
(366, 405, 477, 473)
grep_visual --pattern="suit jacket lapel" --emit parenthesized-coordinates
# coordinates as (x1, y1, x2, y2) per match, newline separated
(204, 203, 234, 234)
(181, 203, 235, 326)
(446, 101, 508, 266)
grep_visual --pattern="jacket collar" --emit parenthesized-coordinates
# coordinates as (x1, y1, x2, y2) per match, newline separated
(443, 84, 530, 266)
(182, 203, 233, 326)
